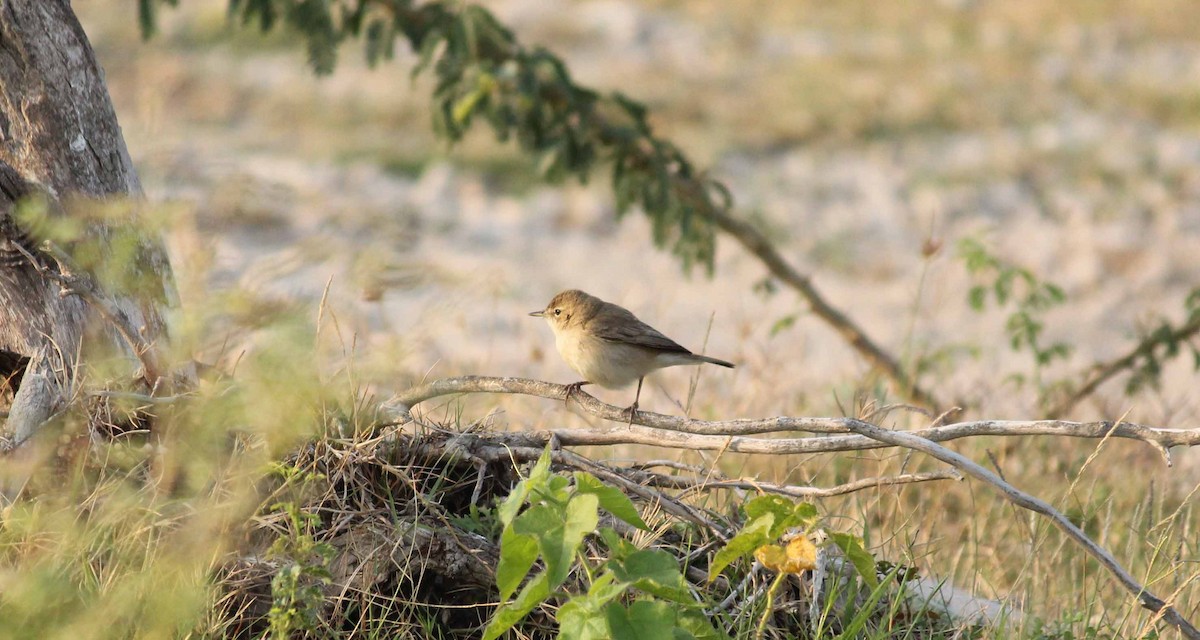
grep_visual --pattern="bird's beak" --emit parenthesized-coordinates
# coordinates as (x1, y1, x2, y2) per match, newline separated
(528, 310, 545, 317)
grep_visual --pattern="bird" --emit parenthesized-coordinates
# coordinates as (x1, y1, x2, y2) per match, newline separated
(529, 289, 734, 420)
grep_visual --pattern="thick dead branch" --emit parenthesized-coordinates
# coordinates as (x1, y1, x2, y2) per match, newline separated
(385, 376, 1200, 464)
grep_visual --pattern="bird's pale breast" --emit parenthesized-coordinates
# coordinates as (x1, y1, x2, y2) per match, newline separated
(555, 326, 657, 388)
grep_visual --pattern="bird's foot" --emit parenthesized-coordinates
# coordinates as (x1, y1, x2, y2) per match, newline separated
(564, 381, 591, 402)
(624, 401, 639, 429)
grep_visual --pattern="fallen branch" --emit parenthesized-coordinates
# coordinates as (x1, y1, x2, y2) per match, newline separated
(384, 376, 1200, 465)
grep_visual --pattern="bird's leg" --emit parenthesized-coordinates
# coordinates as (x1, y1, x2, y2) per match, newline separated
(625, 377, 643, 428)
(564, 381, 591, 402)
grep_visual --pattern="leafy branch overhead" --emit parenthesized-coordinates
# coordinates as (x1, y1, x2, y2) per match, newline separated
(212, 0, 724, 272)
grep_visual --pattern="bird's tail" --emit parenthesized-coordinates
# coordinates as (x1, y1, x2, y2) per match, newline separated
(694, 354, 735, 368)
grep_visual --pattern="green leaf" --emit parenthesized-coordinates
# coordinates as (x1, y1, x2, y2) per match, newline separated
(497, 478, 528, 527)
(609, 550, 690, 602)
(496, 525, 538, 600)
(561, 492, 600, 576)
(452, 73, 495, 125)
(559, 598, 612, 640)
(743, 495, 818, 537)
(606, 600, 676, 640)
(482, 571, 550, 640)
(677, 608, 731, 640)
(585, 570, 630, 607)
(829, 532, 878, 589)
(967, 285, 987, 310)
(512, 494, 599, 588)
(574, 472, 648, 530)
(528, 446, 554, 484)
(598, 527, 637, 560)
(708, 514, 774, 581)
(769, 314, 797, 337)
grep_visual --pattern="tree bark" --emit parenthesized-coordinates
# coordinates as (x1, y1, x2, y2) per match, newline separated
(0, 0, 171, 450)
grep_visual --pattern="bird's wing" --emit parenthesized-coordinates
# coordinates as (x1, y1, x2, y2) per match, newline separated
(588, 304, 693, 354)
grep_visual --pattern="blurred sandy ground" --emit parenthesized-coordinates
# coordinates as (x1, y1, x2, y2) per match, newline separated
(73, 0, 1200, 443)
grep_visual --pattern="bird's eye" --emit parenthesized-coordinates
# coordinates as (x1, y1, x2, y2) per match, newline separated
(553, 308, 562, 316)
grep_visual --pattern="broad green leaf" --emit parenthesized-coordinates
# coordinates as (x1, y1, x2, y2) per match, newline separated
(743, 495, 817, 538)
(743, 495, 792, 521)
(512, 494, 599, 588)
(585, 570, 630, 608)
(528, 445, 554, 486)
(606, 600, 675, 640)
(829, 532, 878, 589)
(496, 525, 538, 600)
(597, 527, 636, 560)
(547, 474, 572, 501)
(482, 572, 549, 640)
(708, 514, 774, 581)
(512, 505, 565, 584)
(497, 478, 528, 527)
(677, 609, 731, 640)
(574, 472, 648, 529)
(559, 598, 611, 640)
(610, 550, 690, 602)
(558, 493, 600, 583)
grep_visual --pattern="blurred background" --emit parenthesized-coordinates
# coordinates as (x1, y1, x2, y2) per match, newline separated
(68, 0, 1200, 624)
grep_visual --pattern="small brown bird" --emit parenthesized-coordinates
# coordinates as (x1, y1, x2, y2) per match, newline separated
(530, 289, 734, 418)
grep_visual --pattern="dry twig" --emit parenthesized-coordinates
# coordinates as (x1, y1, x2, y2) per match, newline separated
(385, 376, 1200, 465)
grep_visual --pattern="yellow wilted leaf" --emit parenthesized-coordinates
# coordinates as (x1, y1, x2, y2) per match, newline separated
(783, 535, 817, 572)
(754, 535, 817, 574)
(754, 544, 787, 572)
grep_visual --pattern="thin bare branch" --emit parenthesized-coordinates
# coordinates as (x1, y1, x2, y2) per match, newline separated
(629, 469, 960, 499)
(1048, 315, 1200, 419)
(384, 376, 1200, 461)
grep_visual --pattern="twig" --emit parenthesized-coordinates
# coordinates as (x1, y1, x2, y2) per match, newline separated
(628, 469, 960, 499)
(385, 376, 1200, 463)
(839, 420, 1200, 639)
(1047, 315, 1200, 419)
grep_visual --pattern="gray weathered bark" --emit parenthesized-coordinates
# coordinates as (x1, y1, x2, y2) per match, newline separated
(0, 0, 171, 450)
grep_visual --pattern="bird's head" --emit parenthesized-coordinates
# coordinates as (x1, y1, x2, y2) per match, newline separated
(529, 289, 600, 332)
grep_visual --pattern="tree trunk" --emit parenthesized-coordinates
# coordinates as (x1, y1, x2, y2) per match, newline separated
(0, 0, 171, 450)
